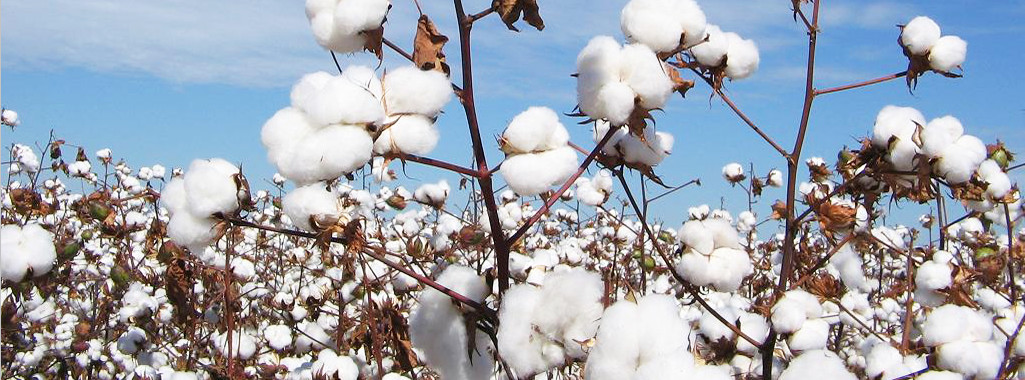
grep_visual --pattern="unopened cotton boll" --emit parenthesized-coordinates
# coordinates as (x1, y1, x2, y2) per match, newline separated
(500, 147, 578, 196)
(692, 24, 729, 66)
(0, 224, 57, 282)
(900, 16, 941, 56)
(383, 66, 452, 116)
(183, 158, 240, 218)
(373, 115, 439, 155)
(283, 183, 345, 232)
(929, 35, 967, 73)
(724, 33, 759, 80)
(501, 107, 570, 153)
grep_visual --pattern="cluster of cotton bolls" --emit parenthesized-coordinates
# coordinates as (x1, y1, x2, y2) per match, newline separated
(576, 36, 674, 126)
(675, 212, 753, 291)
(262, 65, 451, 185)
(574, 169, 614, 206)
(497, 268, 604, 377)
(162, 158, 241, 252)
(771, 290, 836, 353)
(594, 119, 675, 168)
(9, 143, 40, 174)
(921, 304, 1003, 378)
(900, 16, 968, 73)
(0, 223, 57, 282)
(498, 107, 579, 196)
(691, 24, 760, 80)
(872, 105, 992, 185)
(305, 0, 390, 54)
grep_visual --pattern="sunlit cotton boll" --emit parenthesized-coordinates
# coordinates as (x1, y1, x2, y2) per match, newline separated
(620, 0, 686, 53)
(305, 72, 385, 127)
(871, 105, 925, 149)
(900, 16, 941, 55)
(282, 182, 346, 232)
(935, 134, 986, 184)
(311, 350, 359, 380)
(270, 123, 374, 184)
(500, 147, 578, 196)
(723, 32, 760, 80)
(182, 158, 240, 218)
(305, 0, 390, 54)
(977, 159, 1011, 199)
(691, 24, 729, 66)
(779, 350, 856, 380)
(501, 107, 570, 153)
(928, 35, 967, 73)
(166, 211, 219, 252)
(0, 224, 57, 282)
(383, 66, 452, 116)
(413, 180, 450, 207)
(620, 43, 674, 110)
(373, 115, 439, 155)
(920, 115, 964, 158)
(770, 290, 822, 333)
(619, 127, 675, 167)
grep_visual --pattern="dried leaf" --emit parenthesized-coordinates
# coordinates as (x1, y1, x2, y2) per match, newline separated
(363, 26, 385, 60)
(492, 0, 544, 32)
(666, 65, 694, 98)
(413, 15, 450, 75)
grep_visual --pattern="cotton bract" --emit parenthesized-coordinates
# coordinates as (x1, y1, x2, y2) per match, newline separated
(0, 224, 57, 282)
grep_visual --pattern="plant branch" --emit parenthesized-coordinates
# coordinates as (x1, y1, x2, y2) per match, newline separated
(390, 153, 481, 178)
(814, 71, 908, 96)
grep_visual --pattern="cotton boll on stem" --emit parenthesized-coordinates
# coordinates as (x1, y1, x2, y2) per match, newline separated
(620, 43, 674, 110)
(723, 33, 759, 80)
(691, 24, 728, 67)
(501, 107, 570, 153)
(183, 158, 240, 218)
(900, 16, 941, 56)
(291, 71, 335, 112)
(920, 115, 964, 158)
(282, 183, 346, 232)
(373, 115, 440, 156)
(383, 66, 452, 116)
(409, 266, 494, 379)
(871, 105, 925, 149)
(306, 75, 385, 126)
(0, 224, 58, 282)
(928, 35, 967, 73)
(295, 124, 374, 183)
(500, 147, 579, 196)
(595, 81, 637, 127)
(332, 0, 390, 36)
(620, 0, 685, 53)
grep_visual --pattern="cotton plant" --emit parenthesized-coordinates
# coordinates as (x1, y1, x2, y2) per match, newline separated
(575, 36, 675, 127)
(305, 0, 390, 54)
(162, 158, 244, 252)
(900, 16, 967, 78)
(498, 107, 579, 196)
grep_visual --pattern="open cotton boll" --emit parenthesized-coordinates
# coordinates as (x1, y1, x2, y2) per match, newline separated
(723, 33, 759, 80)
(678, 220, 715, 254)
(307, 9, 364, 54)
(779, 350, 856, 380)
(291, 71, 335, 111)
(534, 269, 604, 359)
(373, 115, 439, 155)
(771, 290, 822, 333)
(383, 66, 452, 116)
(620, 0, 685, 53)
(871, 105, 925, 149)
(332, 0, 390, 36)
(722, 162, 744, 181)
(922, 305, 993, 346)
(676, 247, 751, 291)
(500, 147, 578, 196)
(936, 341, 1002, 379)
(410, 265, 494, 380)
(929, 35, 967, 73)
(283, 183, 345, 232)
(0, 224, 57, 282)
(921, 116, 964, 158)
(167, 212, 219, 252)
(311, 350, 359, 380)
(593, 120, 630, 156)
(978, 159, 1011, 199)
(262, 107, 319, 165)
(306, 75, 385, 126)
(183, 158, 239, 218)
(595, 81, 637, 126)
(865, 344, 903, 378)
(692, 24, 729, 66)
(787, 318, 830, 352)
(620, 129, 674, 167)
(502, 107, 570, 153)
(936, 135, 987, 184)
(829, 244, 869, 292)
(673, 0, 707, 47)
(212, 330, 258, 359)
(292, 124, 374, 183)
(900, 16, 941, 55)
(620, 43, 674, 110)
(413, 180, 450, 207)
(341, 65, 384, 99)
(161, 178, 188, 214)
(916, 260, 951, 290)
(497, 285, 551, 377)
(264, 325, 293, 351)
(577, 37, 624, 115)
(887, 138, 920, 171)
(635, 295, 690, 360)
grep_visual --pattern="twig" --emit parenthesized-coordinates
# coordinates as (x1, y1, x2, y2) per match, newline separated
(814, 71, 908, 96)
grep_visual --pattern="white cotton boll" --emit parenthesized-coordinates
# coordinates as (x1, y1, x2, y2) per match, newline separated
(340, 64, 384, 100)
(497, 285, 549, 377)
(922, 305, 992, 346)
(311, 350, 359, 380)
(167, 212, 219, 252)
(620, 43, 674, 109)
(787, 319, 829, 352)
(414, 180, 450, 207)
(831, 244, 868, 292)
(737, 313, 769, 354)
(0, 224, 57, 282)
(929, 35, 967, 73)
(183, 158, 239, 217)
(635, 294, 690, 360)
(11, 144, 40, 173)
(936, 341, 1001, 379)
(306, 75, 385, 126)
(332, 0, 390, 36)
(161, 178, 188, 214)
(586, 302, 641, 379)
(901, 16, 941, 55)
(291, 71, 335, 111)
(383, 66, 452, 116)
(308, 9, 365, 54)
(69, 161, 92, 177)
(723, 33, 759, 80)
(887, 138, 920, 171)
(595, 81, 637, 126)
(921, 116, 964, 158)
(2, 109, 20, 126)
(722, 162, 744, 181)
(620, 128, 674, 167)
(500, 147, 578, 196)
(534, 269, 604, 359)
(692, 24, 729, 66)
(283, 183, 344, 231)
(936, 135, 986, 184)
(779, 350, 856, 380)
(916, 260, 951, 290)
(374, 115, 439, 155)
(262, 107, 319, 167)
(620, 0, 685, 53)
(633, 355, 695, 379)
(771, 290, 821, 334)
(678, 220, 714, 254)
(871, 105, 925, 149)
(409, 266, 493, 379)
(502, 107, 570, 153)
(917, 371, 967, 380)
(978, 159, 1011, 199)
(865, 344, 903, 378)
(293, 124, 374, 183)
(264, 325, 293, 351)
(213, 330, 258, 359)
(673, 0, 707, 47)
(737, 211, 757, 232)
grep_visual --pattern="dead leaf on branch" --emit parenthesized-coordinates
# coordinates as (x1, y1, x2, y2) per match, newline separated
(363, 26, 385, 60)
(492, 0, 544, 32)
(413, 15, 450, 75)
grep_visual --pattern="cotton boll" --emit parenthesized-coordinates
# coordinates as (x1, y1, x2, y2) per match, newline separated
(920, 116, 964, 158)
(283, 183, 345, 232)
(291, 72, 335, 111)
(936, 135, 987, 184)
(722, 162, 744, 182)
(264, 325, 293, 351)
(678, 220, 714, 254)
(692, 24, 728, 66)
(383, 66, 452, 116)
(865, 344, 903, 378)
(830, 244, 869, 292)
(620, 0, 685, 53)
(736, 313, 769, 354)
(595, 81, 637, 126)
(635, 294, 690, 361)
(312, 76, 386, 126)
(213, 330, 258, 359)
(262, 107, 319, 165)
(500, 147, 578, 196)
(299, 124, 374, 182)
(497, 285, 548, 377)
(620, 43, 673, 110)
(673, 0, 707, 47)
(410, 266, 494, 379)
(921, 305, 992, 346)
(577, 36, 625, 118)
(308, 10, 365, 54)
(332, 0, 390, 36)
(917, 371, 968, 380)
(887, 137, 920, 171)
(501, 107, 570, 153)
(586, 302, 641, 379)
(771, 290, 821, 334)
(872, 105, 925, 149)
(916, 259, 951, 291)
(723, 33, 759, 80)
(311, 350, 359, 380)
(779, 350, 856, 380)
(534, 269, 604, 359)
(167, 211, 219, 251)
(929, 35, 967, 73)
(787, 319, 829, 352)
(374, 115, 439, 155)
(161, 178, 188, 214)
(936, 341, 1001, 379)
(900, 16, 941, 55)
(183, 158, 239, 218)
(620, 128, 674, 167)
(0, 224, 57, 282)
(978, 159, 1011, 199)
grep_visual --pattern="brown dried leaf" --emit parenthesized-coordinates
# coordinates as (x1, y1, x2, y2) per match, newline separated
(816, 200, 857, 232)
(413, 15, 450, 75)
(492, 0, 544, 31)
(770, 200, 787, 220)
(363, 27, 385, 60)
(666, 65, 694, 98)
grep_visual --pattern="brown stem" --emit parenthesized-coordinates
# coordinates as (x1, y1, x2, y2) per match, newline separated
(814, 71, 908, 96)
(506, 127, 618, 245)
(468, 7, 494, 23)
(996, 296, 1025, 379)
(690, 69, 791, 162)
(390, 153, 481, 178)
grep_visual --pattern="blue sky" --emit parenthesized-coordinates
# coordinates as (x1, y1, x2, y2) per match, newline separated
(3, 0, 1024, 227)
